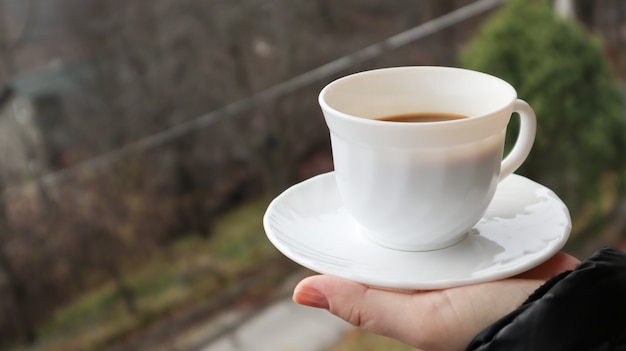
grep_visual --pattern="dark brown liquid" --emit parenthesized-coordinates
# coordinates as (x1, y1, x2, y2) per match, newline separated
(377, 112, 469, 123)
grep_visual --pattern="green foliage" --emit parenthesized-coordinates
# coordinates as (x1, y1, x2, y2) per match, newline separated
(460, 0, 626, 214)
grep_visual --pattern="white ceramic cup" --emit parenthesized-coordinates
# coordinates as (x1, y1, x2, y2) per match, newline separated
(319, 66, 536, 251)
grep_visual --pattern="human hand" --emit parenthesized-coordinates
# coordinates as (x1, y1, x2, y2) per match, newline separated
(293, 252, 579, 351)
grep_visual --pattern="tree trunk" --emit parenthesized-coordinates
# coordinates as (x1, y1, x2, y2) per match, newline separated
(0, 236, 35, 343)
(105, 262, 138, 315)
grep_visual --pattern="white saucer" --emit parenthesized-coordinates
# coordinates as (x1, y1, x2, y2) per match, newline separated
(263, 172, 571, 290)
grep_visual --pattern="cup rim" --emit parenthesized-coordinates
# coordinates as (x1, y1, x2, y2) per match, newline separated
(318, 66, 517, 127)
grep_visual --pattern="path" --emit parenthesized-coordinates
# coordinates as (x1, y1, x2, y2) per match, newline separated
(199, 298, 351, 351)
(153, 269, 353, 351)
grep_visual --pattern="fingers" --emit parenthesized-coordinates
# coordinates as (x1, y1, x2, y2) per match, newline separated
(293, 275, 401, 327)
(293, 275, 437, 348)
(292, 274, 546, 351)
(294, 275, 407, 329)
(292, 252, 580, 351)
(292, 276, 330, 309)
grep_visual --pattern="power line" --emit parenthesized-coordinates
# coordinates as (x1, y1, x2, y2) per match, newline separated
(5, 0, 505, 195)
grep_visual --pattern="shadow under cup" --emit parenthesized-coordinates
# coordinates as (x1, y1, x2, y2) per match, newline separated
(319, 66, 535, 251)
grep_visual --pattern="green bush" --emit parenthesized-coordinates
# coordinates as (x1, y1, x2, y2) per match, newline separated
(461, 0, 626, 218)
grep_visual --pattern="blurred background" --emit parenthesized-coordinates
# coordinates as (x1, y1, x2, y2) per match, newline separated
(0, 0, 625, 350)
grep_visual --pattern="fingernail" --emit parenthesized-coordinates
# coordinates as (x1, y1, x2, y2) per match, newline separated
(294, 287, 329, 310)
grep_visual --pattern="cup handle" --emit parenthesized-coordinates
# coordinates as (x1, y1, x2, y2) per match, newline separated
(500, 99, 537, 181)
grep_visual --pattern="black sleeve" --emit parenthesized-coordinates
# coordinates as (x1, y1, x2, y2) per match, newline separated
(466, 247, 626, 351)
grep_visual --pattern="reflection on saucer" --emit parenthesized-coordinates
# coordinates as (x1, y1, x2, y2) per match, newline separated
(264, 172, 571, 290)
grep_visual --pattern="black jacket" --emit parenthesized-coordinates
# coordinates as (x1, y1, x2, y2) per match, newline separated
(467, 247, 626, 351)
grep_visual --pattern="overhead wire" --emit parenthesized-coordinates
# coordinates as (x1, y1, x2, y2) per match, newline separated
(4, 0, 506, 195)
